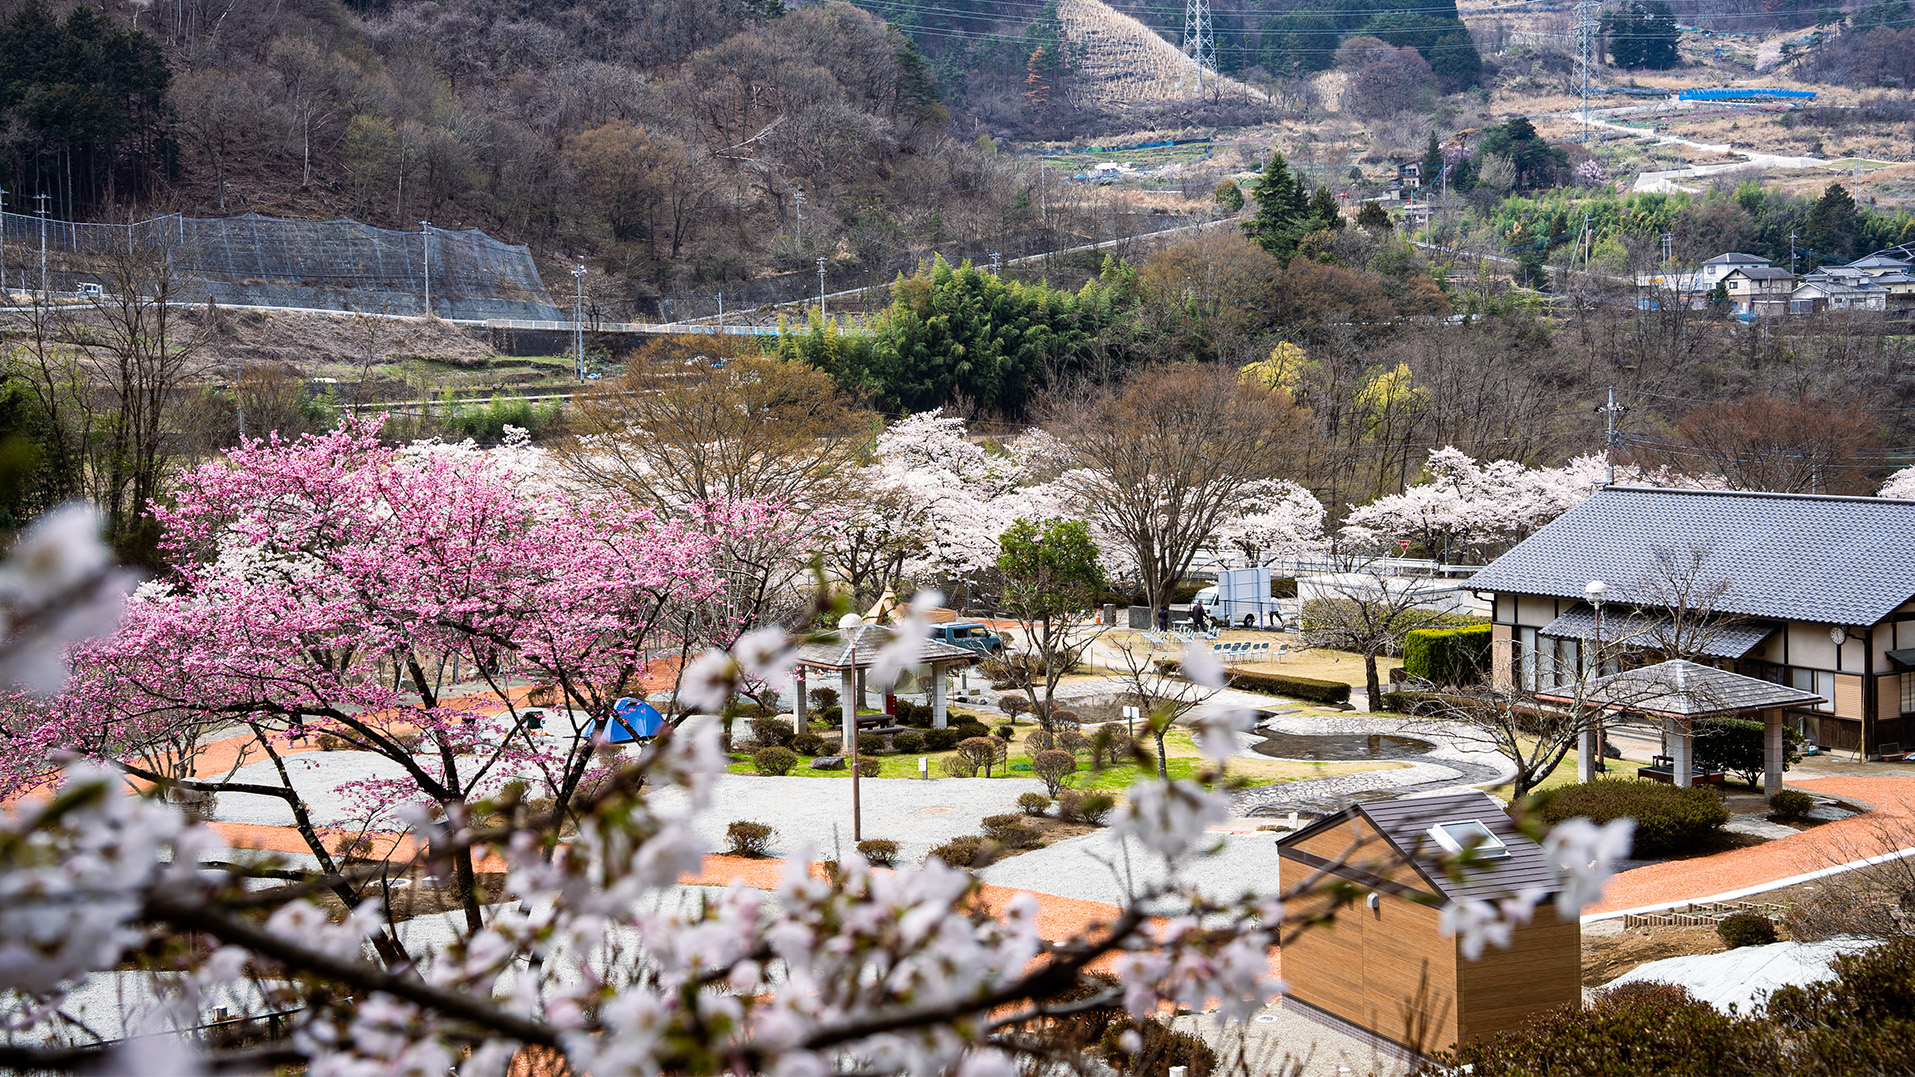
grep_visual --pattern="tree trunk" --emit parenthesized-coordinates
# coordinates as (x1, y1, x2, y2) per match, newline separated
(1363, 653, 1381, 712)
(1152, 726, 1169, 781)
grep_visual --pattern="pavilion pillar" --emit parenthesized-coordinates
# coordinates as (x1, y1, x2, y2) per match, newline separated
(1764, 707, 1786, 798)
(1577, 717, 1600, 783)
(857, 667, 869, 709)
(1669, 715, 1694, 789)
(932, 666, 948, 730)
(793, 666, 808, 733)
(840, 668, 856, 736)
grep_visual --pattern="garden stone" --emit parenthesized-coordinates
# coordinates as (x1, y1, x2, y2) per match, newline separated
(810, 756, 845, 770)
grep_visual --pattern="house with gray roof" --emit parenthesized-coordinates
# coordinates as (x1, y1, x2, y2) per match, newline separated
(1721, 266, 1795, 316)
(1468, 486, 1915, 756)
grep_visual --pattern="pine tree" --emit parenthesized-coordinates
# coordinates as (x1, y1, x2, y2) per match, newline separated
(1356, 200, 1392, 232)
(1242, 150, 1310, 262)
(1309, 186, 1344, 232)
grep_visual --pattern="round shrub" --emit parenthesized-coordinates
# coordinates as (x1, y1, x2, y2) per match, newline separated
(1718, 912, 1779, 949)
(996, 723, 1015, 739)
(1770, 789, 1814, 821)
(749, 716, 795, 750)
(1059, 790, 1115, 825)
(893, 729, 926, 753)
(1057, 730, 1090, 756)
(1434, 978, 1776, 1076)
(725, 820, 775, 858)
(1026, 729, 1057, 753)
(857, 732, 886, 756)
(857, 756, 882, 778)
(1537, 779, 1729, 857)
(987, 821, 1041, 850)
(816, 737, 842, 757)
(957, 736, 1009, 777)
(807, 687, 839, 714)
(953, 720, 991, 740)
(1049, 708, 1081, 729)
(924, 727, 963, 752)
(998, 695, 1031, 720)
(928, 835, 984, 868)
(1032, 749, 1079, 796)
(792, 732, 827, 756)
(752, 745, 798, 776)
(1018, 791, 1052, 816)
(856, 838, 899, 867)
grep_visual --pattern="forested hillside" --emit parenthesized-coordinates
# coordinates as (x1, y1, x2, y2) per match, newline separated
(0, 0, 1036, 307)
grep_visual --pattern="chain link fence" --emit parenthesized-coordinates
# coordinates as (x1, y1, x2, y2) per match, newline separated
(0, 211, 561, 321)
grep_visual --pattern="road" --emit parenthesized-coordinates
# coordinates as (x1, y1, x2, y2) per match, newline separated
(1549, 103, 1832, 194)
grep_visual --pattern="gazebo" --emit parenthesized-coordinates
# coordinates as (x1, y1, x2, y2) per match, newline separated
(789, 615, 978, 734)
(1539, 659, 1824, 795)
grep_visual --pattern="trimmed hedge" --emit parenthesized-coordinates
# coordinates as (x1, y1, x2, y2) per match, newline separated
(1225, 668, 1351, 705)
(1153, 660, 1352, 705)
(1536, 779, 1729, 857)
(1401, 624, 1492, 686)
(1718, 912, 1779, 949)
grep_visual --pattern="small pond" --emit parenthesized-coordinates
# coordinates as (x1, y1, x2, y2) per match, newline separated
(1249, 732, 1435, 762)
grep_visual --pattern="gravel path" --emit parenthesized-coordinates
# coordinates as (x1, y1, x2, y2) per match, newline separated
(976, 829, 1284, 907)
(643, 772, 1048, 864)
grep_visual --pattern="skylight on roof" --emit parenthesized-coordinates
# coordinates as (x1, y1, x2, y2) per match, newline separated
(1427, 820, 1510, 859)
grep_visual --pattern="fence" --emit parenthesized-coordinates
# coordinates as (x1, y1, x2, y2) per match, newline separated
(0, 210, 562, 321)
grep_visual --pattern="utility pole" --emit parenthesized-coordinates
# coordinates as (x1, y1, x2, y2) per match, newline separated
(0, 187, 7, 304)
(1595, 387, 1629, 484)
(571, 264, 586, 381)
(817, 256, 827, 321)
(34, 193, 48, 300)
(1577, 0, 1599, 144)
(794, 189, 804, 256)
(420, 220, 432, 318)
(717, 292, 724, 332)
(1790, 229, 1798, 273)
(990, 251, 1002, 276)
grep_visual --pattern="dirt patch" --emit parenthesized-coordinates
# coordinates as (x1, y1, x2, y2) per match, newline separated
(1582, 924, 1726, 988)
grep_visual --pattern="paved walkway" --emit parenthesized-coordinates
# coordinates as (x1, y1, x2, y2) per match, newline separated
(1585, 775, 1915, 916)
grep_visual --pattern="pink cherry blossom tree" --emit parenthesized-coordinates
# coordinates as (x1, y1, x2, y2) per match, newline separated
(1882, 466, 1915, 499)
(8, 420, 718, 934)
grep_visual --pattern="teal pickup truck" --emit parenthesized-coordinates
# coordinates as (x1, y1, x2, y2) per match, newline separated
(928, 621, 1004, 656)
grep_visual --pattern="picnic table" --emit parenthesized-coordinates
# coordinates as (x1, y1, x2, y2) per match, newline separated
(1637, 754, 1728, 785)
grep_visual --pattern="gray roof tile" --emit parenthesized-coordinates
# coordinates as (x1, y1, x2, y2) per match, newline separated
(1281, 791, 1558, 904)
(1469, 487, 1915, 626)
(793, 622, 975, 670)
(1537, 659, 1824, 716)
(1539, 606, 1777, 659)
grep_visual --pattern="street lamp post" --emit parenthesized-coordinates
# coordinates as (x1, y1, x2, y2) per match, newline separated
(817, 256, 827, 322)
(1579, 579, 1607, 783)
(420, 221, 432, 318)
(570, 264, 587, 382)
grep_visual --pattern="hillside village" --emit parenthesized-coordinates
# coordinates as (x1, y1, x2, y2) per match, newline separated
(1, 0, 1915, 1073)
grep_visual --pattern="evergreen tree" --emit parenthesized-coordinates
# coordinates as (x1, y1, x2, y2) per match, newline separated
(1356, 200, 1393, 232)
(1802, 182, 1859, 264)
(1603, 2, 1680, 70)
(1243, 150, 1310, 262)
(1420, 132, 1444, 190)
(1309, 186, 1345, 232)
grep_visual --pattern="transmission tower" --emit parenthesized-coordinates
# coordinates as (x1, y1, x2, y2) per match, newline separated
(1182, 0, 1216, 94)
(1577, 0, 1600, 143)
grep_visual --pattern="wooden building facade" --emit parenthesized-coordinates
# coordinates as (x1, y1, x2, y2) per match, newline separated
(1276, 791, 1580, 1054)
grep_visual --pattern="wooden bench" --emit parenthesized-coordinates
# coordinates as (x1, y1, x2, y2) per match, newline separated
(1636, 754, 1728, 785)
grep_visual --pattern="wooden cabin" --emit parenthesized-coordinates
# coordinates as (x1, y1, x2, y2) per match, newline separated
(1276, 791, 1580, 1055)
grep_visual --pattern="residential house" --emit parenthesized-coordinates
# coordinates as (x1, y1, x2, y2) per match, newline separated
(1636, 251, 1775, 305)
(1790, 268, 1890, 314)
(1468, 486, 1915, 756)
(1721, 266, 1795, 315)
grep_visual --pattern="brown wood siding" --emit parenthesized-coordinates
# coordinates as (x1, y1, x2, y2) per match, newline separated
(1452, 905, 1581, 1043)
(1816, 715, 1861, 751)
(1492, 623, 1513, 690)
(1834, 674, 1864, 719)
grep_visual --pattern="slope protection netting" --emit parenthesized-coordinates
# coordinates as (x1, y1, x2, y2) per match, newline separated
(0, 211, 562, 321)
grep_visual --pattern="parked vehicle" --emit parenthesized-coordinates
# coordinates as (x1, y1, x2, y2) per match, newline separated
(928, 621, 1003, 656)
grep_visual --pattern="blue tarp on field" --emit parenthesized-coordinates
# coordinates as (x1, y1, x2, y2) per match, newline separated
(586, 697, 665, 743)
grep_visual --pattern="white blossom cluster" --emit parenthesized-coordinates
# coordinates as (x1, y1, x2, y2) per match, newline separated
(0, 505, 131, 694)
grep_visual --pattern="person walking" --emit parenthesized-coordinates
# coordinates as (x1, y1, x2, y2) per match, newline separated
(1157, 604, 1170, 632)
(1190, 602, 1208, 634)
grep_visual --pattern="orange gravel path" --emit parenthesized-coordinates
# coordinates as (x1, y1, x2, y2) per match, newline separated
(1585, 775, 1915, 915)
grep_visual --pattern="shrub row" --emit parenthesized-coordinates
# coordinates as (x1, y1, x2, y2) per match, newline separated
(1152, 660, 1351, 705)
(1401, 624, 1493, 686)
(1535, 779, 1729, 857)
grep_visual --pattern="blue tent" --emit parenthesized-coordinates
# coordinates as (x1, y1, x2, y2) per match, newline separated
(586, 697, 665, 743)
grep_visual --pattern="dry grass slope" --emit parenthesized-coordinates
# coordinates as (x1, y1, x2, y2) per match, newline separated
(1058, 0, 1268, 110)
